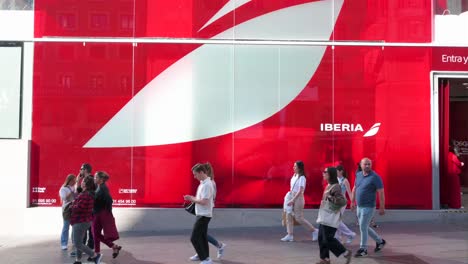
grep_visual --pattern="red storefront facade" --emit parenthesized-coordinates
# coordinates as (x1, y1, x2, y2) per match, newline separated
(29, 0, 468, 209)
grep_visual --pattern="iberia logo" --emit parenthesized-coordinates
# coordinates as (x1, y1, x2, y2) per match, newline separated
(320, 123, 381, 137)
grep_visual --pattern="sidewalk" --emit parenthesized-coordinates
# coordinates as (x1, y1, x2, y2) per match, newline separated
(1, 221, 467, 264)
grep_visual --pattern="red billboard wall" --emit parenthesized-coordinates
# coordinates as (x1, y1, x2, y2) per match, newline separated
(31, 0, 448, 209)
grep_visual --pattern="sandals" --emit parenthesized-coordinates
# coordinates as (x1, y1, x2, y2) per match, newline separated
(112, 245, 122, 258)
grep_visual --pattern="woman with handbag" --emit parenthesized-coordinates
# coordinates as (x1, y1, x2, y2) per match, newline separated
(316, 167, 352, 264)
(184, 163, 215, 264)
(189, 163, 227, 261)
(59, 174, 77, 250)
(281, 161, 319, 242)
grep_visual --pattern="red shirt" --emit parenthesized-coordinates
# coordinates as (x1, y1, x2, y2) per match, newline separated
(448, 152, 462, 175)
(70, 191, 94, 225)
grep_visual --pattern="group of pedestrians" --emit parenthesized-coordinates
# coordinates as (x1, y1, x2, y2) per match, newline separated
(60, 158, 385, 264)
(282, 158, 387, 264)
(59, 163, 122, 264)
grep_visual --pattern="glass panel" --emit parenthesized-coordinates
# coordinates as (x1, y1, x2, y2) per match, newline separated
(232, 0, 334, 41)
(232, 45, 332, 208)
(31, 42, 134, 207)
(333, 46, 432, 209)
(131, 43, 234, 207)
(435, 0, 468, 15)
(434, 0, 468, 43)
(0, 0, 32, 10)
(0, 45, 22, 139)
(34, 0, 135, 37)
(334, 0, 432, 42)
(135, 0, 234, 38)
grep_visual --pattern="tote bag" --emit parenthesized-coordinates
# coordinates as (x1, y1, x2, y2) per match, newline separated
(316, 200, 342, 228)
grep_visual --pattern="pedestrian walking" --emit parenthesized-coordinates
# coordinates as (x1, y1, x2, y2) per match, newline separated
(335, 165, 356, 244)
(316, 167, 352, 264)
(351, 158, 387, 257)
(70, 176, 102, 264)
(184, 163, 215, 264)
(281, 161, 319, 242)
(59, 174, 77, 250)
(92, 171, 122, 259)
(189, 163, 226, 261)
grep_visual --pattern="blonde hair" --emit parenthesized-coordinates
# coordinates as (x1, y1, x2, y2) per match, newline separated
(63, 174, 76, 187)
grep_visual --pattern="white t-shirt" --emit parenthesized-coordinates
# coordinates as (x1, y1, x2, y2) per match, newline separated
(290, 174, 306, 193)
(195, 178, 214, 217)
(59, 185, 75, 208)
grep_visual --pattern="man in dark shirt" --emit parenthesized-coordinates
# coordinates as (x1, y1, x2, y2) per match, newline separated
(351, 158, 386, 257)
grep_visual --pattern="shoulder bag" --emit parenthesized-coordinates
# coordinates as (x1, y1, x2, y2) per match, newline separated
(184, 201, 196, 215)
(316, 184, 345, 228)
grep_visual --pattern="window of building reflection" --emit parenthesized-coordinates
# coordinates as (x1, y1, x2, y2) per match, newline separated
(435, 0, 468, 14)
(0, 0, 32, 10)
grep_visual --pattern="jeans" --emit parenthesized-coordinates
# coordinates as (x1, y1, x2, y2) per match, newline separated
(357, 207, 383, 249)
(336, 208, 355, 238)
(61, 219, 70, 247)
(190, 216, 211, 261)
(318, 224, 347, 259)
(72, 222, 95, 260)
(207, 234, 220, 247)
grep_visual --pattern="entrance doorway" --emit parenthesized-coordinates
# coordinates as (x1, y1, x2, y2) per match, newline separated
(434, 75, 468, 209)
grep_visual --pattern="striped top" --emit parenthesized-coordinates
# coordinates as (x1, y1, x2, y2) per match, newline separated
(70, 191, 94, 225)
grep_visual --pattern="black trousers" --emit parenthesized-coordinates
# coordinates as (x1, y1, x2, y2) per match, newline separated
(190, 216, 211, 261)
(318, 224, 347, 260)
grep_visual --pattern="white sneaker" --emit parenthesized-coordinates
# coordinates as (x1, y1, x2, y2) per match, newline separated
(189, 254, 200, 261)
(217, 243, 226, 259)
(312, 230, 319, 241)
(61, 245, 68, 250)
(280, 234, 294, 242)
(346, 233, 356, 244)
(200, 257, 213, 264)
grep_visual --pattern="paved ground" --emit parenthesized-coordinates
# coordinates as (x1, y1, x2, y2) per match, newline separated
(1, 221, 467, 264)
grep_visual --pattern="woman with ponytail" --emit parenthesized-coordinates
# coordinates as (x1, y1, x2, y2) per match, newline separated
(189, 163, 227, 261)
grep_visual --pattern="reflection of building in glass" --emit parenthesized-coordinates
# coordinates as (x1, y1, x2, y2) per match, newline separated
(436, 0, 468, 15)
(0, 0, 33, 10)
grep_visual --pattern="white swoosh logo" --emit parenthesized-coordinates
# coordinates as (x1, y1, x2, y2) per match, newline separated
(363, 123, 381, 137)
(84, 0, 344, 148)
(199, 0, 253, 32)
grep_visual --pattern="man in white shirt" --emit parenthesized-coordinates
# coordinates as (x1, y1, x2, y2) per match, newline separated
(184, 163, 214, 264)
